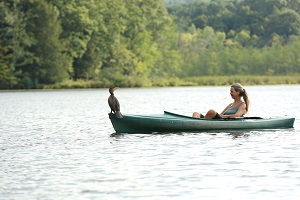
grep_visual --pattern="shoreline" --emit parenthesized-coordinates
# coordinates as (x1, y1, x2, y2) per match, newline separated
(1, 75, 299, 90)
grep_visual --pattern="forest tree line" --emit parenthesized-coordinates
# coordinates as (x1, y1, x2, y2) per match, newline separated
(0, 0, 300, 89)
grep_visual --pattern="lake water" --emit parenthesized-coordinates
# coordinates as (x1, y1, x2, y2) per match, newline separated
(1, 85, 300, 200)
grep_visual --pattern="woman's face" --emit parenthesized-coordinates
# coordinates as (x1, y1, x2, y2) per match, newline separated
(230, 87, 240, 99)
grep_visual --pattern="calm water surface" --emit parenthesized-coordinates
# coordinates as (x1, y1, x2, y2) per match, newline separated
(1, 85, 300, 200)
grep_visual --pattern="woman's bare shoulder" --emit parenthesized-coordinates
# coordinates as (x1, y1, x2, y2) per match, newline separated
(239, 102, 246, 108)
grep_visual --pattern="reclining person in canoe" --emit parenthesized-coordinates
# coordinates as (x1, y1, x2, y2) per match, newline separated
(192, 83, 250, 119)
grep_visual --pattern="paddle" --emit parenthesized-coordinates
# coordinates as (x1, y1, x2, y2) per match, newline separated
(164, 111, 263, 120)
(223, 116, 263, 120)
(243, 117, 263, 119)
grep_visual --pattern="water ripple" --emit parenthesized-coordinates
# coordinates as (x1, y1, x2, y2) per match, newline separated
(1, 87, 300, 199)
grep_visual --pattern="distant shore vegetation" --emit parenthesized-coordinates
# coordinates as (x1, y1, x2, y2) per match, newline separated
(1, 0, 300, 89)
(39, 75, 300, 89)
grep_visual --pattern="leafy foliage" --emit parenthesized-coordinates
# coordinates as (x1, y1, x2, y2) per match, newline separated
(0, 0, 300, 89)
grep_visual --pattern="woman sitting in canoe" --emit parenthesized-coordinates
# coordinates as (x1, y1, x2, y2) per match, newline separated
(192, 83, 250, 119)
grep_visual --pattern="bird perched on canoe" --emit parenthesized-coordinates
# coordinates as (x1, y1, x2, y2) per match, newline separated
(108, 86, 123, 118)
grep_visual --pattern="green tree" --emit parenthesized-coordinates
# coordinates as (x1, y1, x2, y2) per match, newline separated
(234, 29, 251, 46)
(0, 2, 14, 88)
(286, 0, 300, 13)
(49, 0, 95, 81)
(266, 9, 300, 39)
(97, 0, 177, 86)
(19, 0, 70, 86)
(0, 0, 33, 88)
(0, 45, 15, 88)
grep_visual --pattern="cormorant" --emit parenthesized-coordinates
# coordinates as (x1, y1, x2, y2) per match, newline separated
(108, 86, 123, 118)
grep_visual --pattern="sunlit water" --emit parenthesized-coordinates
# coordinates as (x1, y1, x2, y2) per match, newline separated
(1, 85, 300, 200)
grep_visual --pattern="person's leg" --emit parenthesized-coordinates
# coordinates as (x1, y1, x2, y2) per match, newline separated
(205, 109, 218, 119)
(213, 113, 222, 119)
(192, 112, 200, 118)
(192, 112, 204, 118)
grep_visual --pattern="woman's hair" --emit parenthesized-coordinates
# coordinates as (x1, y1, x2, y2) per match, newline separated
(231, 83, 250, 112)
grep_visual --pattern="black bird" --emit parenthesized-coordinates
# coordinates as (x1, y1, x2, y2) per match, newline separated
(108, 86, 123, 118)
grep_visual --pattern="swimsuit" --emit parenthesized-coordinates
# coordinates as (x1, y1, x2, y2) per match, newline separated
(213, 103, 243, 119)
(224, 103, 242, 115)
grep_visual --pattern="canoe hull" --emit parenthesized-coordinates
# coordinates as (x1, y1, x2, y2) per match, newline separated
(108, 112, 295, 133)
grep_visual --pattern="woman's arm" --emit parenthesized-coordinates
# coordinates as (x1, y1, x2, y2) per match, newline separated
(220, 103, 246, 118)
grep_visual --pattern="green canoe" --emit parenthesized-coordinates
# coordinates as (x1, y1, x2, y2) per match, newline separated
(109, 111, 295, 133)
